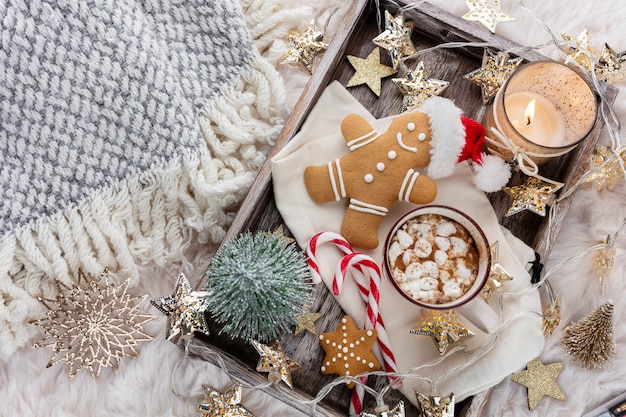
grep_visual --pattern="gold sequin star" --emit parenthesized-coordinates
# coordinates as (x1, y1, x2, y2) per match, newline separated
(265, 225, 295, 245)
(198, 385, 256, 417)
(462, 0, 516, 33)
(294, 307, 322, 335)
(481, 241, 514, 303)
(542, 294, 561, 338)
(595, 43, 626, 83)
(416, 392, 455, 417)
(31, 269, 154, 379)
(150, 273, 211, 341)
(280, 20, 328, 74)
(464, 49, 523, 103)
(562, 29, 595, 72)
(251, 339, 300, 389)
(392, 61, 449, 112)
(361, 401, 406, 417)
(410, 310, 473, 355)
(584, 145, 626, 191)
(510, 358, 566, 410)
(346, 47, 397, 96)
(372, 10, 417, 70)
(503, 177, 563, 217)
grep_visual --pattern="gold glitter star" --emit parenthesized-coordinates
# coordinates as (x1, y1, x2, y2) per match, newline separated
(595, 43, 626, 83)
(361, 401, 406, 417)
(481, 241, 514, 303)
(464, 50, 523, 104)
(542, 294, 561, 338)
(503, 177, 563, 217)
(150, 273, 211, 341)
(198, 385, 256, 417)
(265, 225, 295, 245)
(416, 392, 455, 417)
(510, 358, 566, 410)
(294, 307, 322, 335)
(280, 20, 328, 74)
(462, 0, 516, 33)
(584, 145, 626, 191)
(31, 269, 154, 379)
(562, 29, 595, 72)
(346, 47, 398, 96)
(372, 10, 417, 69)
(410, 310, 473, 355)
(251, 339, 300, 389)
(392, 61, 449, 112)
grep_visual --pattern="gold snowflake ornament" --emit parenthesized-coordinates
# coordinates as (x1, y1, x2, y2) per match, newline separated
(595, 43, 626, 83)
(464, 50, 523, 104)
(462, 0, 516, 33)
(280, 20, 328, 74)
(410, 309, 473, 355)
(392, 61, 449, 112)
(150, 272, 211, 341)
(584, 146, 626, 191)
(372, 10, 417, 69)
(31, 269, 154, 379)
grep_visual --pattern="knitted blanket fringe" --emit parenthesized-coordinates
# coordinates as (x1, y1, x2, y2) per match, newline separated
(0, 0, 311, 357)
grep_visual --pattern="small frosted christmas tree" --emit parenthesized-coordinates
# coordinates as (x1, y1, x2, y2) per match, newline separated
(204, 228, 313, 342)
(561, 300, 616, 369)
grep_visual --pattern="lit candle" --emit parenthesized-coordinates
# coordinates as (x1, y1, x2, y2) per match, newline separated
(484, 61, 597, 165)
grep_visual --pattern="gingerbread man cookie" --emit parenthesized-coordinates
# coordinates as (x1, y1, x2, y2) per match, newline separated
(304, 96, 511, 249)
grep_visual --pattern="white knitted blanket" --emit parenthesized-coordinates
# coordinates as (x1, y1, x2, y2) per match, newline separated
(0, 0, 302, 354)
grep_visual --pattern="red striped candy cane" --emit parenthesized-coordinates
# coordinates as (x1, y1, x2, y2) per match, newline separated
(306, 232, 354, 284)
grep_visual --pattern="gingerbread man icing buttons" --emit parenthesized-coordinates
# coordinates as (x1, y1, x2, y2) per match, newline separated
(318, 315, 380, 388)
(304, 96, 511, 249)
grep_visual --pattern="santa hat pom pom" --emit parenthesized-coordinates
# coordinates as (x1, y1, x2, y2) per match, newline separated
(473, 153, 512, 192)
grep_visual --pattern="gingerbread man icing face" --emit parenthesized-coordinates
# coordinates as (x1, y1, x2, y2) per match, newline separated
(304, 111, 438, 249)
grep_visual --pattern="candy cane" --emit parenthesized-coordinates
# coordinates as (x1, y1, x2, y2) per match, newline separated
(307, 232, 400, 415)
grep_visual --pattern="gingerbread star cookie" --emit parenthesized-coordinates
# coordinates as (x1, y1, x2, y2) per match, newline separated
(318, 315, 380, 387)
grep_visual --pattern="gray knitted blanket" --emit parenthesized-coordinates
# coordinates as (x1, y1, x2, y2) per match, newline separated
(0, 0, 294, 354)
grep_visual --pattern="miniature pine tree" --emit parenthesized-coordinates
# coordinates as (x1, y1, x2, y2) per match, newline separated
(204, 228, 313, 342)
(561, 300, 615, 369)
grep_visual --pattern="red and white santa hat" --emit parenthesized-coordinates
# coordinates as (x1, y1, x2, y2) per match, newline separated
(419, 96, 511, 192)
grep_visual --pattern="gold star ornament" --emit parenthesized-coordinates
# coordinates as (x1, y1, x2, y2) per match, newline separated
(416, 392, 455, 417)
(31, 269, 154, 379)
(150, 273, 211, 341)
(361, 401, 406, 417)
(392, 61, 449, 112)
(294, 307, 322, 335)
(503, 177, 563, 217)
(462, 0, 516, 33)
(198, 385, 256, 417)
(410, 310, 473, 355)
(595, 43, 626, 83)
(562, 29, 595, 72)
(280, 20, 328, 74)
(464, 49, 523, 104)
(510, 357, 566, 410)
(584, 145, 626, 191)
(251, 339, 300, 389)
(372, 11, 416, 70)
(481, 241, 514, 303)
(346, 47, 397, 96)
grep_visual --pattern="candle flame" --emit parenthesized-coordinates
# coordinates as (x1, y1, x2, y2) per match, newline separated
(525, 99, 536, 125)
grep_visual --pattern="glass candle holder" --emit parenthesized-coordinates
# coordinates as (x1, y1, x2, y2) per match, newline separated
(484, 61, 598, 165)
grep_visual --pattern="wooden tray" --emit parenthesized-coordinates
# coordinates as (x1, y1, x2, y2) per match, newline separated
(189, 1, 617, 416)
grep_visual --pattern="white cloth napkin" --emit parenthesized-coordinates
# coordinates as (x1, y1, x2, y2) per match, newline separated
(271, 81, 544, 406)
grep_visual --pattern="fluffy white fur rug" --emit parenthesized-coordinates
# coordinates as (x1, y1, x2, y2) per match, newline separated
(3, 1, 625, 417)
